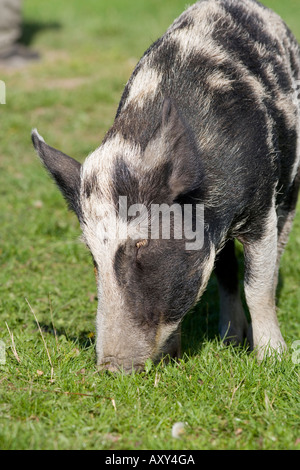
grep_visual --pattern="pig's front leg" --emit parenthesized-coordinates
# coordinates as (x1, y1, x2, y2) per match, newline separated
(242, 206, 287, 359)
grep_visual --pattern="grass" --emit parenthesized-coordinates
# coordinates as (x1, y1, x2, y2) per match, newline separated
(0, 0, 300, 450)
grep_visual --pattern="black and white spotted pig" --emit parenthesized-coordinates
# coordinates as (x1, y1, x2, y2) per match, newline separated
(32, 0, 300, 371)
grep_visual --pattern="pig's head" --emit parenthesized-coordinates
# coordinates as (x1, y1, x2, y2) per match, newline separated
(32, 99, 215, 372)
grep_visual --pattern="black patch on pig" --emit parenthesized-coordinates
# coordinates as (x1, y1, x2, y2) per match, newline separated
(83, 170, 103, 199)
(173, 16, 194, 31)
(111, 156, 175, 212)
(150, 39, 181, 75)
(111, 156, 139, 210)
(113, 237, 209, 327)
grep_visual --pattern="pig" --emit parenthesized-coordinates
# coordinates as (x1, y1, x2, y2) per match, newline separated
(32, 0, 300, 371)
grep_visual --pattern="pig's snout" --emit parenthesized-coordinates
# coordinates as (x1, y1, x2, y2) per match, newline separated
(97, 328, 182, 374)
(96, 307, 182, 373)
(98, 356, 146, 374)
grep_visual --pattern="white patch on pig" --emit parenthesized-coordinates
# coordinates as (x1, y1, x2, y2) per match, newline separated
(290, 78, 300, 184)
(172, 25, 229, 65)
(205, 69, 234, 92)
(81, 133, 142, 203)
(123, 66, 163, 110)
(95, 258, 152, 369)
(196, 244, 216, 301)
(32, 128, 45, 143)
(152, 320, 181, 358)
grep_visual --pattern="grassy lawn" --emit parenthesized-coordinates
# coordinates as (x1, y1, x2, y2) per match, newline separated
(0, 0, 299, 450)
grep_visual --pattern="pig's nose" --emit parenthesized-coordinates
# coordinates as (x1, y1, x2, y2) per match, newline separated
(98, 357, 145, 374)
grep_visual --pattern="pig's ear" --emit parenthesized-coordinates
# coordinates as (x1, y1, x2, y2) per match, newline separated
(160, 98, 202, 199)
(31, 129, 82, 217)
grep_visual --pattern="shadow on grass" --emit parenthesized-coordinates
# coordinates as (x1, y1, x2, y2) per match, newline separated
(37, 321, 95, 350)
(181, 276, 220, 357)
(20, 20, 61, 46)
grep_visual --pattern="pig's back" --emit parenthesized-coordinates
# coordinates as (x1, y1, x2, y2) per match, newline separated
(105, 0, 300, 209)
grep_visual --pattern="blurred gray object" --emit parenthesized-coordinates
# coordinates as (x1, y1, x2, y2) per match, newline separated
(0, 0, 39, 66)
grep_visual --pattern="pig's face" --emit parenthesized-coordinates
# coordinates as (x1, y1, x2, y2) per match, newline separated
(83, 231, 213, 372)
(32, 99, 215, 372)
(92, 237, 198, 371)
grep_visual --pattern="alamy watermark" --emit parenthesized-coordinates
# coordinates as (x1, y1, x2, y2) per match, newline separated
(96, 196, 205, 250)
(291, 340, 300, 364)
(0, 80, 6, 104)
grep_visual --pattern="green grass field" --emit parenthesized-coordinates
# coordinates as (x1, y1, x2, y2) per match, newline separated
(0, 0, 299, 450)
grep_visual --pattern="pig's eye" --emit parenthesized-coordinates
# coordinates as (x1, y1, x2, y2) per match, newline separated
(136, 239, 149, 250)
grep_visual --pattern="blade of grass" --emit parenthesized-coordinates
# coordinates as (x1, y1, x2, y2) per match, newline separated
(5, 322, 21, 364)
(25, 298, 54, 382)
(48, 294, 60, 353)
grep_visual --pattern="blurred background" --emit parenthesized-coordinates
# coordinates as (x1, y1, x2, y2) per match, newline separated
(0, 0, 299, 347)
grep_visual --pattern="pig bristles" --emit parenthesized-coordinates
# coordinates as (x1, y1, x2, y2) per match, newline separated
(25, 298, 54, 382)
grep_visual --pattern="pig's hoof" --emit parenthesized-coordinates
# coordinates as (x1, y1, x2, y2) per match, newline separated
(253, 340, 287, 361)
